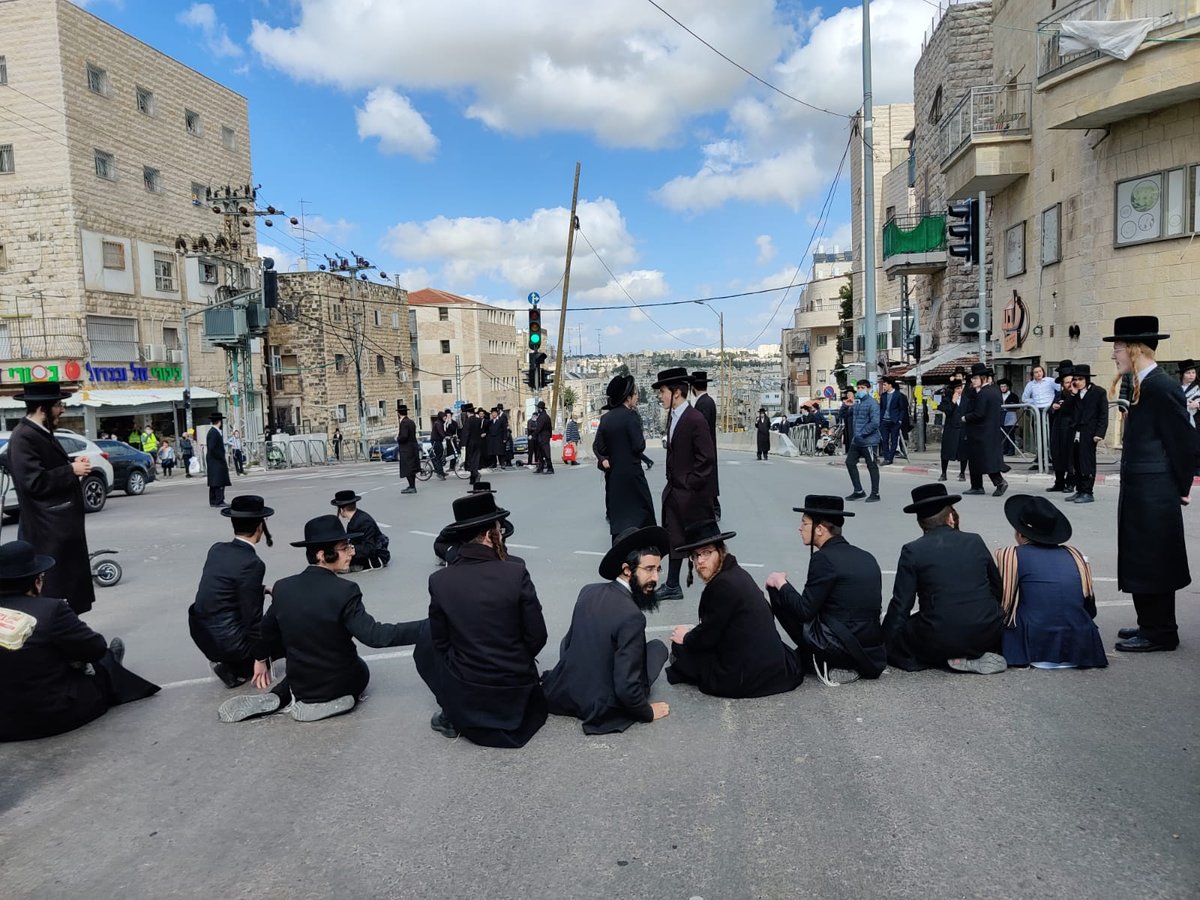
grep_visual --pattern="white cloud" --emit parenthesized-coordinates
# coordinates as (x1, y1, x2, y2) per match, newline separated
(392, 267, 436, 291)
(576, 270, 669, 305)
(655, 144, 824, 213)
(178, 3, 243, 58)
(755, 234, 776, 265)
(601, 325, 623, 337)
(355, 88, 438, 161)
(258, 243, 300, 273)
(628, 308, 649, 323)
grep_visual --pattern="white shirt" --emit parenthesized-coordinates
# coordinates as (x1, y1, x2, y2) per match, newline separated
(1136, 362, 1157, 383)
(668, 399, 687, 442)
(1021, 378, 1059, 409)
(614, 577, 631, 593)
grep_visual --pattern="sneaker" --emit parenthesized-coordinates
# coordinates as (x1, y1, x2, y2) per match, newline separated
(291, 695, 356, 722)
(828, 668, 861, 685)
(654, 583, 684, 602)
(845, 491, 867, 501)
(992, 481, 1009, 497)
(430, 710, 459, 738)
(947, 652, 1007, 675)
(1074, 493, 1094, 504)
(865, 494, 881, 503)
(218, 693, 283, 723)
(109, 636, 125, 664)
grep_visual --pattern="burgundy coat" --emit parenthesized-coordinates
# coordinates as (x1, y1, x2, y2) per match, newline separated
(661, 404, 715, 559)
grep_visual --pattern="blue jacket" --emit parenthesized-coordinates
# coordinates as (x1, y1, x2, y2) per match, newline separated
(850, 396, 881, 447)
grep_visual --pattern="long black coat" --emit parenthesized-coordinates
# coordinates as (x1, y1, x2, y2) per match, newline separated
(256, 566, 419, 703)
(542, 581, 658, 734)
(662, 404, 716, 559)
(693, 392, 719, 498)
(755, 415, 772, 454)
(1117, 366, 1194, 593)
(206, 427, 230, 488)
(768, 536, 886, 677)
(188, 539, 266, 663)
(486, 415, 505, 457)
(937, 393, 967, 463)
(7, 419, 95, 614)
(346, 509, 390, 564)
(396, 417, 419, 478)
(593, 405, 655, 537)
(464, 415, 484, 471)
(1049, 389, 1078, 472)
(962, 382, 1004, 474)
(666, 555, 802, 698)
(1072, 386, 1108, 441)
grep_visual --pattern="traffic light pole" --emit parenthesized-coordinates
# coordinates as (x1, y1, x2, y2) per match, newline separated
(549, 162, 580, 428)
(861, 0, 878, 388)
(976, 189, 988, 366)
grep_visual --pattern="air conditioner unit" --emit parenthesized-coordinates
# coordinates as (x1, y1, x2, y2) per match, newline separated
(961, 310, 982, 333)
(366, 407, 381, 418)
(334, 408, 347, 421)
(166, 349, 183, 363)
(142, 344, 167, 361)
(398, 371, 409, 383)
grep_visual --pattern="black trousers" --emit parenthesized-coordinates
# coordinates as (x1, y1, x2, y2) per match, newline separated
(208, 485, 226, 506)
(1132, 592, 1179, 647)
(536, 437, 553, 472)
(1074, 437, 1097, 493)
(845, 444, 879, 495)
(430, 443, 445, 477)
(270, 657, 371, 706)
(770, 594, 860, 674)
(968, 461, 1005, 490)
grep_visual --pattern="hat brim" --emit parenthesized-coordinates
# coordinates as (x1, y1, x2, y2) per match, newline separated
(792, 506, 855, 518)
(1, 553, 57, 579)
(1102, 332, 1170, 343)
(11, 388, 74, 402)
(290, 530, 362, 547)
(673, 530, 737, 555)
(599, 526, 670, 580)
(1003, 495, 1072, 546)
(902, 495, 961, 515)
(442, 507, 512, 539)
(222, 506, 275, 519)
(330, 495, 363, 506)
(651, 376, 690, 390)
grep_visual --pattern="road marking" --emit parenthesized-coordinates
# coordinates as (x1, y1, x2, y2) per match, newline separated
(410, 530, 438, 537)
(378, 523, 392, 528)
(160, 676, 219, 690)
(573, 550, 605, 556)
(508, 543, 539, 550)
(741, 563, 765, 568)
(1096, 599, 1134, 607)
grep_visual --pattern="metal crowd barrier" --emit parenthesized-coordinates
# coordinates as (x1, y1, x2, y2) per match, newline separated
(786, 422, 819, 456)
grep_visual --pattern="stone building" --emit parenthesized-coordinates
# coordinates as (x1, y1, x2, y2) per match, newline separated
(266, 272, 410, 447)
(782, 250, 851, 411)
(407, 288, 525, 418)
(0, 0, 256, 437)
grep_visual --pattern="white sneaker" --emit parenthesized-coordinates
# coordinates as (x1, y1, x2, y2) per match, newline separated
(290, 695, 356, 722)
(948, 652, 1007, 675)
(218, 693, 282, 723)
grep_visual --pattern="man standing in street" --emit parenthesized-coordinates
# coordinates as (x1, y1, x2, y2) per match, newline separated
(690, 371, 720, 519)
(429, 413, 447, 481)
(844, 379, 881, 503)
(6, 381, 95, 615)
(877, 377, 908, 465)
(1067, 364, 1106, 504)
(142, 426, 159, 473)
(962, 363, 1009, 497)
(463, 403, 484, 484)
(497, 404, 513, 468)
(205, 412, 231, 508)
(396, 404, 419, 495)
(533, 400, 554, 475)
(179, 428, 195, 477)
(755, 407, 772, 460)
(593, 374, 656, 538)
(1047, 363, 1078, 492)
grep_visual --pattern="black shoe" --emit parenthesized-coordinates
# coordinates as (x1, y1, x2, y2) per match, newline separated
(400, 487, 417, 494)
(654, 583, 684, 602)
(109, 637, 125, 664)
(1074, 493, 1094, 504)
(957, 473, 967, 482)
(1117, 627, 1141, 640)
(963, 488, 986, 495)
(210, 661, 247, 689)
(430, 710, 459, 738)
(1046, 484, 1066, 492)
(938, 474, 947, 482)
(865, 494, 881, 503)
(1064, 492, 1080, 502)
(845, 491, 867, 501)
(992, 481, 1009, 497)
(1114, 636, 1178, 653)
(880, 459, 893, 466)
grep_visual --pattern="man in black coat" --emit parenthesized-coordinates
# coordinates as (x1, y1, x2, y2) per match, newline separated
(961, 363, 1008, 497)
(5, 381, 96, 615)
(593, 374, 656, 538)
(755, 407, 772, 460)
(432, 482, 512, 565)
(691, 371, 720, 517)
(878, 377, 910, 464)
(542, 526, 672, 734)
(1066, 364, 1107, 504)
(533, 400, 554, 474)
(486, 408, 505, 468)
(188, 495, 274, 688)
(655, 368, 716, 602)
(396, 404, 419, 494)
(881, 484, 1006, 673)
(0, 540, 158, 742)
(666, 521, 803, 697)
(217, 515, 421, 724)
(414, 493, 549, 747)
(331, 489, 390, 569)
(205, 411, 231, 508)
(1046, 363, 1078, 493)
(496, 404, 513, 468)
(766, 495, 886, 685)
(429, 414, 447, 480)
(463, 404, 485, 484)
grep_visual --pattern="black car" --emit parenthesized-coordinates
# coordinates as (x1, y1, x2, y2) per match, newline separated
(95, 440, 157, 495)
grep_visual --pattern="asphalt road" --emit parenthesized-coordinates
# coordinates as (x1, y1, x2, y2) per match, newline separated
(2, 449, 1197, 899)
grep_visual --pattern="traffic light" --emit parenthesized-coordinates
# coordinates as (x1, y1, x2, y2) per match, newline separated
(947, 198, 979, 264)
(526, 351, 548, 389)
(910, 334, 922, 364)
(262, 269, 278, 308)
(528, 307, 543, 351)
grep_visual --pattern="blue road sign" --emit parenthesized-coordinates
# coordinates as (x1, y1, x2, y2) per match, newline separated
(823, 385, 837, 400)
(528, 291, 540, 305)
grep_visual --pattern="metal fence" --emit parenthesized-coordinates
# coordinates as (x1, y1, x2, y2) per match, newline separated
(1037, 0, 1198, 80)
(941, 84, 1032, 161)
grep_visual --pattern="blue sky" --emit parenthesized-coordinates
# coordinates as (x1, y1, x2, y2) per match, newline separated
(76, 0, 932, 353)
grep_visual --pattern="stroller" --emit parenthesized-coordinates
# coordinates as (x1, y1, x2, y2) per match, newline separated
(816, 422, 843, 456)
(265, 442, 288, 470)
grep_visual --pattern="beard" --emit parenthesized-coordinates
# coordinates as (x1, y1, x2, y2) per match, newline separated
(628, 570, 659, 613)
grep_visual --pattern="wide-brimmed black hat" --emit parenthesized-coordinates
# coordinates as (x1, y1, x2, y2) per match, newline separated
(1102, 315, 1170, 348)
(442, 492, 511, 539)
(1056, 359, 1075, 377)
(1178, 358, 1197, 375)
(793, 494, 855, 525)
(536, 400, 546, 409)
(674, 519, 736, 555)
(0, 540, 56, 579)
(903, 483, 962, 515)
(969, 362, 993, 377)
(461, 403, 475, 414)
(469, 481, 495, 494)
(290, 514, 361, 547)
(599, 526, 670, 580)
(1004, 494, 1071, 546)
(690, 371, 709, 390)
(603, 374, 637, 410)
(651, 367, 691, 390)
(398, 405, 408, 415)
(222, 495, 275, 519)
(209, 411, 225, 423)
(330, 489, 362, 507)
(1072, 364, 1093, 380)
(11, 381, 74, 403)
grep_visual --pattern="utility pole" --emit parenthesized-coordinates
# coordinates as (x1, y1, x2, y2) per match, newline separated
(596, 328, 602, 358)
(861, 0, 878, 388)
(455, 355, 462, 401)
(549, 162, 580, 428)
(321, 253, 375, 458)
(718, 311, 728, 432)
(977, 189, 988, 365)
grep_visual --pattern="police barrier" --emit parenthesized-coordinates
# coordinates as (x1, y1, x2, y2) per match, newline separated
(786, 422, 819, 456)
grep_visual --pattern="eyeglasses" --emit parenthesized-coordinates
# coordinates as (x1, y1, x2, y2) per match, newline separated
(688, 547, 718, 563)
(334, 543, 354, 554)
(634, 563, 662, 575)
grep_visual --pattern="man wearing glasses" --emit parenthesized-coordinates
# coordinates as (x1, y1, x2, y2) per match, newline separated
(542, 526, 672, 734)
(5, 381, 95, 615)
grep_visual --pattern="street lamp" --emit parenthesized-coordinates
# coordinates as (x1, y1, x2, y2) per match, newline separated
(694, 301, 727, 432)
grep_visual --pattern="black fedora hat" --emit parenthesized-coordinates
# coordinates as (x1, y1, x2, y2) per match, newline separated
(221, 495, 275, 519)
(442, 492, 511, 539)
(1056, 359, 1075, 377)
(467, 482, 515, 535)
(1071, 364, 1093, 380)
(969, 362, 993, 377)
(330, 489, 362, 507)
(673, 519, 737, 555)
(209, 411, 225, 423)
(11, 380, 74, 403)
(651, 367, 691, 390)
(602, 374, 636, 410)
(461, 403, 475, 414)
(1004, 494, 1071, 546)
(793, 494, 855, 524)
(690, 370, 709, 390)
(1103, 315, 1170, 348)
(290, 514, 361, 547)
(1178, 359, 1197, 375)
(0, 540, 56, 579)
(903, 483, 962, 515)
(398, 404, 408, 415)
(599, 525, 670, 580)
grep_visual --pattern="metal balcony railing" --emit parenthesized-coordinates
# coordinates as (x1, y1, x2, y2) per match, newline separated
(941, 84, 1033, 161)
(1037, 0, 1199, 80)
(0, 317, 88, 360)
(883, 215, 947, 258)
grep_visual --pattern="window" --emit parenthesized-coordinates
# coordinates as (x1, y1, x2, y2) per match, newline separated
(336, 404, 347, 421)
(102, 240, 125, 270)
(221, 126, 236, 150)
(86, 63, 108, 95)
(817, 370, 828, 383)
(438, 307, 449, 321)
(1004, 222, 1026, 278)
(373, 309, 382, 327)
(929, 86, 943, 125)
(185, 109, 201, 136)
(332, 304, 343, 323)
(0, 56, 7, 85)
(391, 312, 400, 329)
(200, 262, 218, 284)
(136, 87, 154, 116)
(94, 149, 115, 180)
(378, 400, 387, 417)
(1041, 204, 1061, 266)
(375, 354, 385, 374)
(440, 340, 451, 354)
(1114, 168, 1191, 246)
(153, 251, 177, 292)
(163, 327, 180, 350)
(334, 354, 346, 373)
(0, 244, 7, 273)
(86, 315, 138, 361)
(817, 334, 828, 346)
(143, 166, 162, 193)
(393, 355, 402, 371)
(441, 379, 453, 393)
(191, 181, 206, 206)
(0, 143, 13, 174)
(57, 436, 85, 454)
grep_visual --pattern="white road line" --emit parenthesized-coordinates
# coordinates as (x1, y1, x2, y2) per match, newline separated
(507, 543, 539, 550)
(573, 550, 605, 556)
(741, 563, 765, 568)
(410, 530, 438, 537)
(378, 523, 393, 528)
(647, 625, 674, 634)
(160, 676, 219, 690)
(1096, 599, 1134, 607)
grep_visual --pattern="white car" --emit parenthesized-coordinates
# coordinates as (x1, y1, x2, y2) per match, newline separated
(0, 428, 115, 513)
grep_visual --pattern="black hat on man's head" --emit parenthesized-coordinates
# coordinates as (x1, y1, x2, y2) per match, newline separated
(903, 483, 962, 516)
(1072, 364, 1093, 380)
(1103, 315, 1170, 350)
(1004, 494, 1071, 546)
(536, 400, 546, 409)
(222, 495, 275, 519)
(290, 514, 360, 547)
(461, 403, 475, 414)
(442, 492, 511, 540)
(969, 362, 993, 378)
(690, 371, 709, 390)
(11, 381, 73, 403)
(0, 540, 55, 579)
(651, 367, 691, 390)
(209, 411, 225, 423)
(673, 519, 737, 555)
(1177, 358, 1197, 375)
(330, 490, 362, 507)
(599, 526, 670, 580)
(1056, 359, 1075, 377)
(603, 374, 636, 409)
(793, 494, 854, 527)
(398, 404, 408, 415)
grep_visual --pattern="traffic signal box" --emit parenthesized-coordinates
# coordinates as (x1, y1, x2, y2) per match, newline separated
(947, 198, 979, 264)
(528, 307, 543, 351)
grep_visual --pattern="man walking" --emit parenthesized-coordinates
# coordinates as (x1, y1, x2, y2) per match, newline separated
(429, 413, 447, 480)
(755, 407, 772, 460)
(844, 379, 881, 503)
(1067, 364, 1106, 504)
(961, 363, 1008, 497)
(877, 377, 908, 464)
(396, 404, 419, 494)
(464, 404, 486, 484)
(690, 371, 721, 518)
(205, 412, 231, 508)
(593, 374, 656, 537)
(533, 400, 554, 474)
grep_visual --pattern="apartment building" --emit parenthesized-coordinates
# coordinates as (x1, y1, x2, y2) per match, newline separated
(781, 249, 851, 411)
(0, 0, 255, 435)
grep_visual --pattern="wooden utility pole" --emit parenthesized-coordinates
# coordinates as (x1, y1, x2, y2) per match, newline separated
(549, 162, 580, 428)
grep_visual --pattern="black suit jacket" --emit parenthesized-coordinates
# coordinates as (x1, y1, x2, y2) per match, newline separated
(542, 581, 656, 734)
(1071, 386, 1108, 441)
(662, 404, 716, 557)
(962, 383, 1003, 474)
(693, 392, 719, 496)
(206, 427, 230, 487)
(257, 566, 419, 703)
(346, 509, 389, 561)
(188, 539, 266, 661)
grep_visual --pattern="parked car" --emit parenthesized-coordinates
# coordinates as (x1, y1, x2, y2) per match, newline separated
(0, 428, 115, 514)
(512, 434, 530, 454)
(96, 440, 157, 495)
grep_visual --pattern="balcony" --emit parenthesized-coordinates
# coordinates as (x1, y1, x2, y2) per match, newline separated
(0, 317, 88, 362)
(940, 85, 1033, 199)
(1037, 0, 1200, 129)
(787, 334, 811, 359)
(792, 299, 841, 330)
(883, 215, 948, 276)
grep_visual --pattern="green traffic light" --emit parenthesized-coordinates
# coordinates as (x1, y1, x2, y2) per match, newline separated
(530, 331, 542, 345)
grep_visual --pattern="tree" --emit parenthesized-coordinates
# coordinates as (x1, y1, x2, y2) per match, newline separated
(560, 386, 578, 415)
(836, 277, 853, 390)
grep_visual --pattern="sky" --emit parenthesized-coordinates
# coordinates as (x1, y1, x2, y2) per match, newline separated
(73, 0, 936, 354)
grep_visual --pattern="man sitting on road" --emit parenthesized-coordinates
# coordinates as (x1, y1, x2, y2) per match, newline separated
(666, 521, 803, 698)
(331, 489, 390, 570)
(432, 482, 512, 565)
(766, 495, 886, 686)
(542, 526, 672, 734)
(218, 515, 421, 724)
(188, 495, 274, 688)
(881, 484, 1006, 674)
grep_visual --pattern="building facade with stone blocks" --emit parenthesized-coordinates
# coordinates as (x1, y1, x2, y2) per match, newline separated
(266, 272, 410, 447)
(0, 0, 258, 437)
(783, 250, 851, 412)
(407, 288, 525, 421)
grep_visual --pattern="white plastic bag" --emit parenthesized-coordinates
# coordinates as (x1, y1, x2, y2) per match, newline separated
(188, 457, 201, 476)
